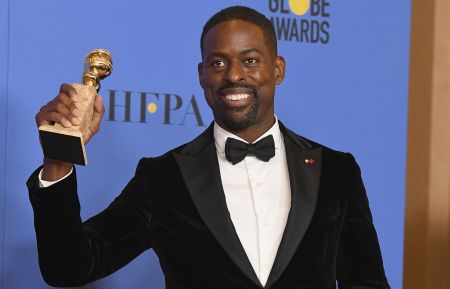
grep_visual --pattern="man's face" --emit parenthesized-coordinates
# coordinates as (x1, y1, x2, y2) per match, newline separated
(198, 20, 285, 133)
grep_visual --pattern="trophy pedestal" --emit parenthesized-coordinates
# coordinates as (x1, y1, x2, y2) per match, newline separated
(39, 83, 96, 166)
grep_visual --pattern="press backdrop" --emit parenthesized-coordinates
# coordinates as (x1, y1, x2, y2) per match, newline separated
(0, 1, 411, 288)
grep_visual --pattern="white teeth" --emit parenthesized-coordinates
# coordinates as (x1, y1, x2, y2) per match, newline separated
(225, 94, 250, 101)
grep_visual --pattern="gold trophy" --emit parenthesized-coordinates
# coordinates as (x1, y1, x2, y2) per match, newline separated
(39, 49, 113, 166)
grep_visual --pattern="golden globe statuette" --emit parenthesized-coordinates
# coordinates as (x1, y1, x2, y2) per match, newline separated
(39, 49, 113, 166)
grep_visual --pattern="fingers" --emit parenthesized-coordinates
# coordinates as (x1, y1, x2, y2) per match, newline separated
(58, 84, 80, 121)
(35, 83, 81, 128)
(59, 83, 78, 102)
(36, 85, 105, 146)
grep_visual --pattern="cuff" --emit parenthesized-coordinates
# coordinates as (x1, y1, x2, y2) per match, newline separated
(38, 167, 74, 188)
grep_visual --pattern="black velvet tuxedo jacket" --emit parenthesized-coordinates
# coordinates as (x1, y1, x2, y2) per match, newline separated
(27, 122, 390, 289)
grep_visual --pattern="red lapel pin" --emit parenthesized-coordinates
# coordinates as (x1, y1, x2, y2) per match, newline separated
(304, 158, 315, 165)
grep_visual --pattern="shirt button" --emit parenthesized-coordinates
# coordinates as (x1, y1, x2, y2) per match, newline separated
(256, 181, 262, 187)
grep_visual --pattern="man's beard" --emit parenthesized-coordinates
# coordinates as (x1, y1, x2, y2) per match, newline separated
(214, 84, 259, 132)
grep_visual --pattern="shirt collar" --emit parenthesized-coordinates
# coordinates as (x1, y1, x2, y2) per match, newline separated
(213, 115, 283, 154)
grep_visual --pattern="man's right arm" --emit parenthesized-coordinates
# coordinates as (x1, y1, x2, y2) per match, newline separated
(27, 158, 153, 287)
(29, 84, 153, 286)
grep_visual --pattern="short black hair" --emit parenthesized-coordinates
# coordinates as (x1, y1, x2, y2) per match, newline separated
(200, 6, 277, 58)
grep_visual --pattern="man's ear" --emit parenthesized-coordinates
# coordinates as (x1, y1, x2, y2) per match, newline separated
(274, 56, 286, 85)
(198, 62, 205, 89)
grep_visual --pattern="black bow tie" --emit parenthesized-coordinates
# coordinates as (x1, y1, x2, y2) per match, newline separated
(225, 135, 275, 165)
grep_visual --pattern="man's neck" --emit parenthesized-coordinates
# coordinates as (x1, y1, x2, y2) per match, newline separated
(215, 115, 277, 143)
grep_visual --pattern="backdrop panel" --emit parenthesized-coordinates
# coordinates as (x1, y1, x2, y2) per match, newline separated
(0, 0, 11, 288)
(1, 1, 410, 288)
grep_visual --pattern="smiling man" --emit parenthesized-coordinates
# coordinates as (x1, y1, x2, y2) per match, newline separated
(28, 6, 390, 289)
(199, 16, 285, 143)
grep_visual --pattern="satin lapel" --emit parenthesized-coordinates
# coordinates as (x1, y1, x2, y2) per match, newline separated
(266, 129, 322, 288)
(173, 127, 262, 287)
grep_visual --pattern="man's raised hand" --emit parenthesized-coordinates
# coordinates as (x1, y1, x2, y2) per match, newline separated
(36, 83, 105, 181)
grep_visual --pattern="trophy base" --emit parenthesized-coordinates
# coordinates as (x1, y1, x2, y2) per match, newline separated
(39, 126, 87, 166)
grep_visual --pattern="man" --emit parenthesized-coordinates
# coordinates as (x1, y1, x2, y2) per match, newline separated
(28, 6, 390, 289)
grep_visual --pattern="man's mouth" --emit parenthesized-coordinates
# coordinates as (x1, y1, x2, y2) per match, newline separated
(224, 93, 250, 101)
(220, 89, 254, 109)
(218, 87, 255, 107)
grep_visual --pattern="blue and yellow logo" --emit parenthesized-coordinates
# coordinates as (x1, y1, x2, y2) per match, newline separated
(268, 0, 331, 44)
(289, 0, 310, 15)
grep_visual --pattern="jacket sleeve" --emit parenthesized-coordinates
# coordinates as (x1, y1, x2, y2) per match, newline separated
(26, 158, 153, 287)
(336, 154, 391, 289)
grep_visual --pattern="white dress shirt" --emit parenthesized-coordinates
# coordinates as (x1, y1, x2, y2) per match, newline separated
(214, 118, 291, 286)
(38, 118, 292, 286)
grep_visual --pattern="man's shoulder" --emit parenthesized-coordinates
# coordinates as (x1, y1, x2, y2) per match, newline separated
(280, 123, 355, 164)
(280, 123, 343, 150)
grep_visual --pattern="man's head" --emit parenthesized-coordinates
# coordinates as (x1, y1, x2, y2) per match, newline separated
(198, 6, 286, 139)
(200, 6, 278, 58)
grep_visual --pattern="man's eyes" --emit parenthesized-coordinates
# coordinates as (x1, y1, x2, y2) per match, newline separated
(209, 60, 226, 67)
(208, 57, 259, 68)
(244, 57, 259, 65)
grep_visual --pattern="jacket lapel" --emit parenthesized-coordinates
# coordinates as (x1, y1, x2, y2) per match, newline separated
(265, 124, 322, 288)
(173, 124, 262, 287)
(173, 122, 322, 288)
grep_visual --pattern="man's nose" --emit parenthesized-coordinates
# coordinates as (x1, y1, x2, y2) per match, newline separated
(224, 61, 245, 83)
